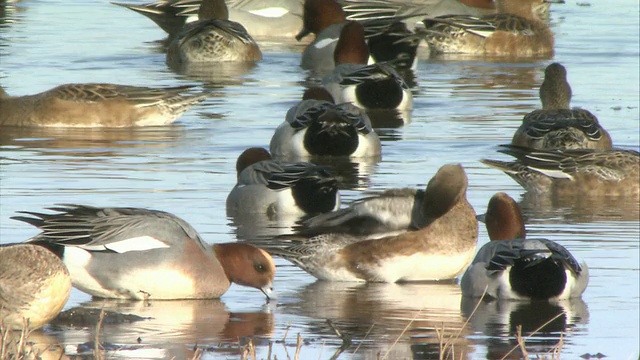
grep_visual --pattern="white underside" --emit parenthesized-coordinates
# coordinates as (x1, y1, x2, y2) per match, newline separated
(312, 247, 476, 282)
(64, 247, 196, 299)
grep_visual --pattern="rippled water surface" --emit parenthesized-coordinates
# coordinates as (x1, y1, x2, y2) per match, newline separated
(1, 0, 638, 359)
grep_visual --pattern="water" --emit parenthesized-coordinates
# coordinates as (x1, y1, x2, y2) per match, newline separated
(1, 0, 638, 359)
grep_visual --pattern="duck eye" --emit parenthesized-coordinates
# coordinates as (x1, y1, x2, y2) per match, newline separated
(255, 263, 265, 272)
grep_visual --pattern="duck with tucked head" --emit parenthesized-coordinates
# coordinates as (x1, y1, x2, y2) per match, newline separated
(13, 205, 276, 300)
(461, 192, 588, 300)
(0, 244, 72, 330)
(322, 21, 413, 120)
(481, 145, 640, 198)
(227, 147, 341, 217)
(418, 0, 561, 57)
(512, 63, 612, 150)
(257, 164, 478, 282)
(166, 0, 262, 68)
(270, 87, 382, 160)
(113, 0, 303, 39)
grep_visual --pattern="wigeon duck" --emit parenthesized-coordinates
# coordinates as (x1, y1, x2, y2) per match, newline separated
(270, 87, 382, 159)
(112, 0, 200, 36)
(258, 164, 478, 282)
(481, 145, 640, 197)
(226, 0, 304, 39)
(166, 0, 262, 68)
(301, 187, 423, 237)
(297, 0, 349, 73)
(113, 0, 303, 39)
(461, 192, 588, 300)
(512, 63, 612, 150)
(226, 147, 341, 217)
(12, 205, 276, 300)
(339, 0, 496, 28)
(0, 84, 206, 127)
(418, 0, 560, 57)
(322, 21, 413, 116)
(0, 244, 72, 330)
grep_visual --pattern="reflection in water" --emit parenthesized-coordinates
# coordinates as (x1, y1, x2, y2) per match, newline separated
(460, 297, 589, 359)
(282, 281, 472, 359)
(169, 61, 260, 86)
(428, 60, 542, 111)
(1, 329, 67, 360)
(367, 108, 412, 128)
(228, 211, 301, 241)
(519, 192, 640, 223)
(57, 299, 274, 359)
(0, 126, 186, 157)
(270, 155, 381, 191)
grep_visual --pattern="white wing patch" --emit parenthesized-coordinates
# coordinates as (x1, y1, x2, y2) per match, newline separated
(314, 38, 338, 50)
(82, 236, 171, 253)
(249, 7, 289, 18)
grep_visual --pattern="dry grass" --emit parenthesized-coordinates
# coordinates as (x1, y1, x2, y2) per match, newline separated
(192, 292, 568, 360)
(0, 318, 35, 360)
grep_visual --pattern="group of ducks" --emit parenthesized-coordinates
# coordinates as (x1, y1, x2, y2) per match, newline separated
(1, 0, 638, 344)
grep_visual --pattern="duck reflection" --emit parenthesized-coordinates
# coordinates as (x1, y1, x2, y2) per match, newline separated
(270, 155, 380, 192)
(0, 329, 68, 360)
(366, 108, 412, 128)
(429, 61, 542, 107)
(228, 211, 302, 242)
(0, 1, 25, 28)
(281, 281, 473, 359)
(460, 297, 589, 359)
(519, 192, 640, 223)
(169, 61, 260, 86)
(54, 299, 273, 359)
(0, 125, 186, 157)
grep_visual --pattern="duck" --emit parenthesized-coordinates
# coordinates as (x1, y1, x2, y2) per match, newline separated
(12, 205, 276, 300)
(301, 186, 424, 237)
(112, 0, 303, 39)
(0, 84, 206, 127)
(338, 0, 496, 29)
(225, 0, 304, 39)
(226, 147, 341, 217)
(257, 164, 478, 282)
(481, 145, 640, 197)
(166, 0, 262, 68)
(112, 0, 201, 36)
(418, 0, 560, 56)
(297, 0, 349, 73)
(269, 87, 382, 159)
(460, 192, 589, 300)
(322, 21, 413, 117)
(512, 63, 612, 150)
(0, 244, 72, 330)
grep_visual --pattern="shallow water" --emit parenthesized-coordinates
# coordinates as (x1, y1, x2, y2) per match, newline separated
(0, 0, 638, 359)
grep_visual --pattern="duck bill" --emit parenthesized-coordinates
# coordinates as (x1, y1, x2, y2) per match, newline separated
(261, 284, 277, 300)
